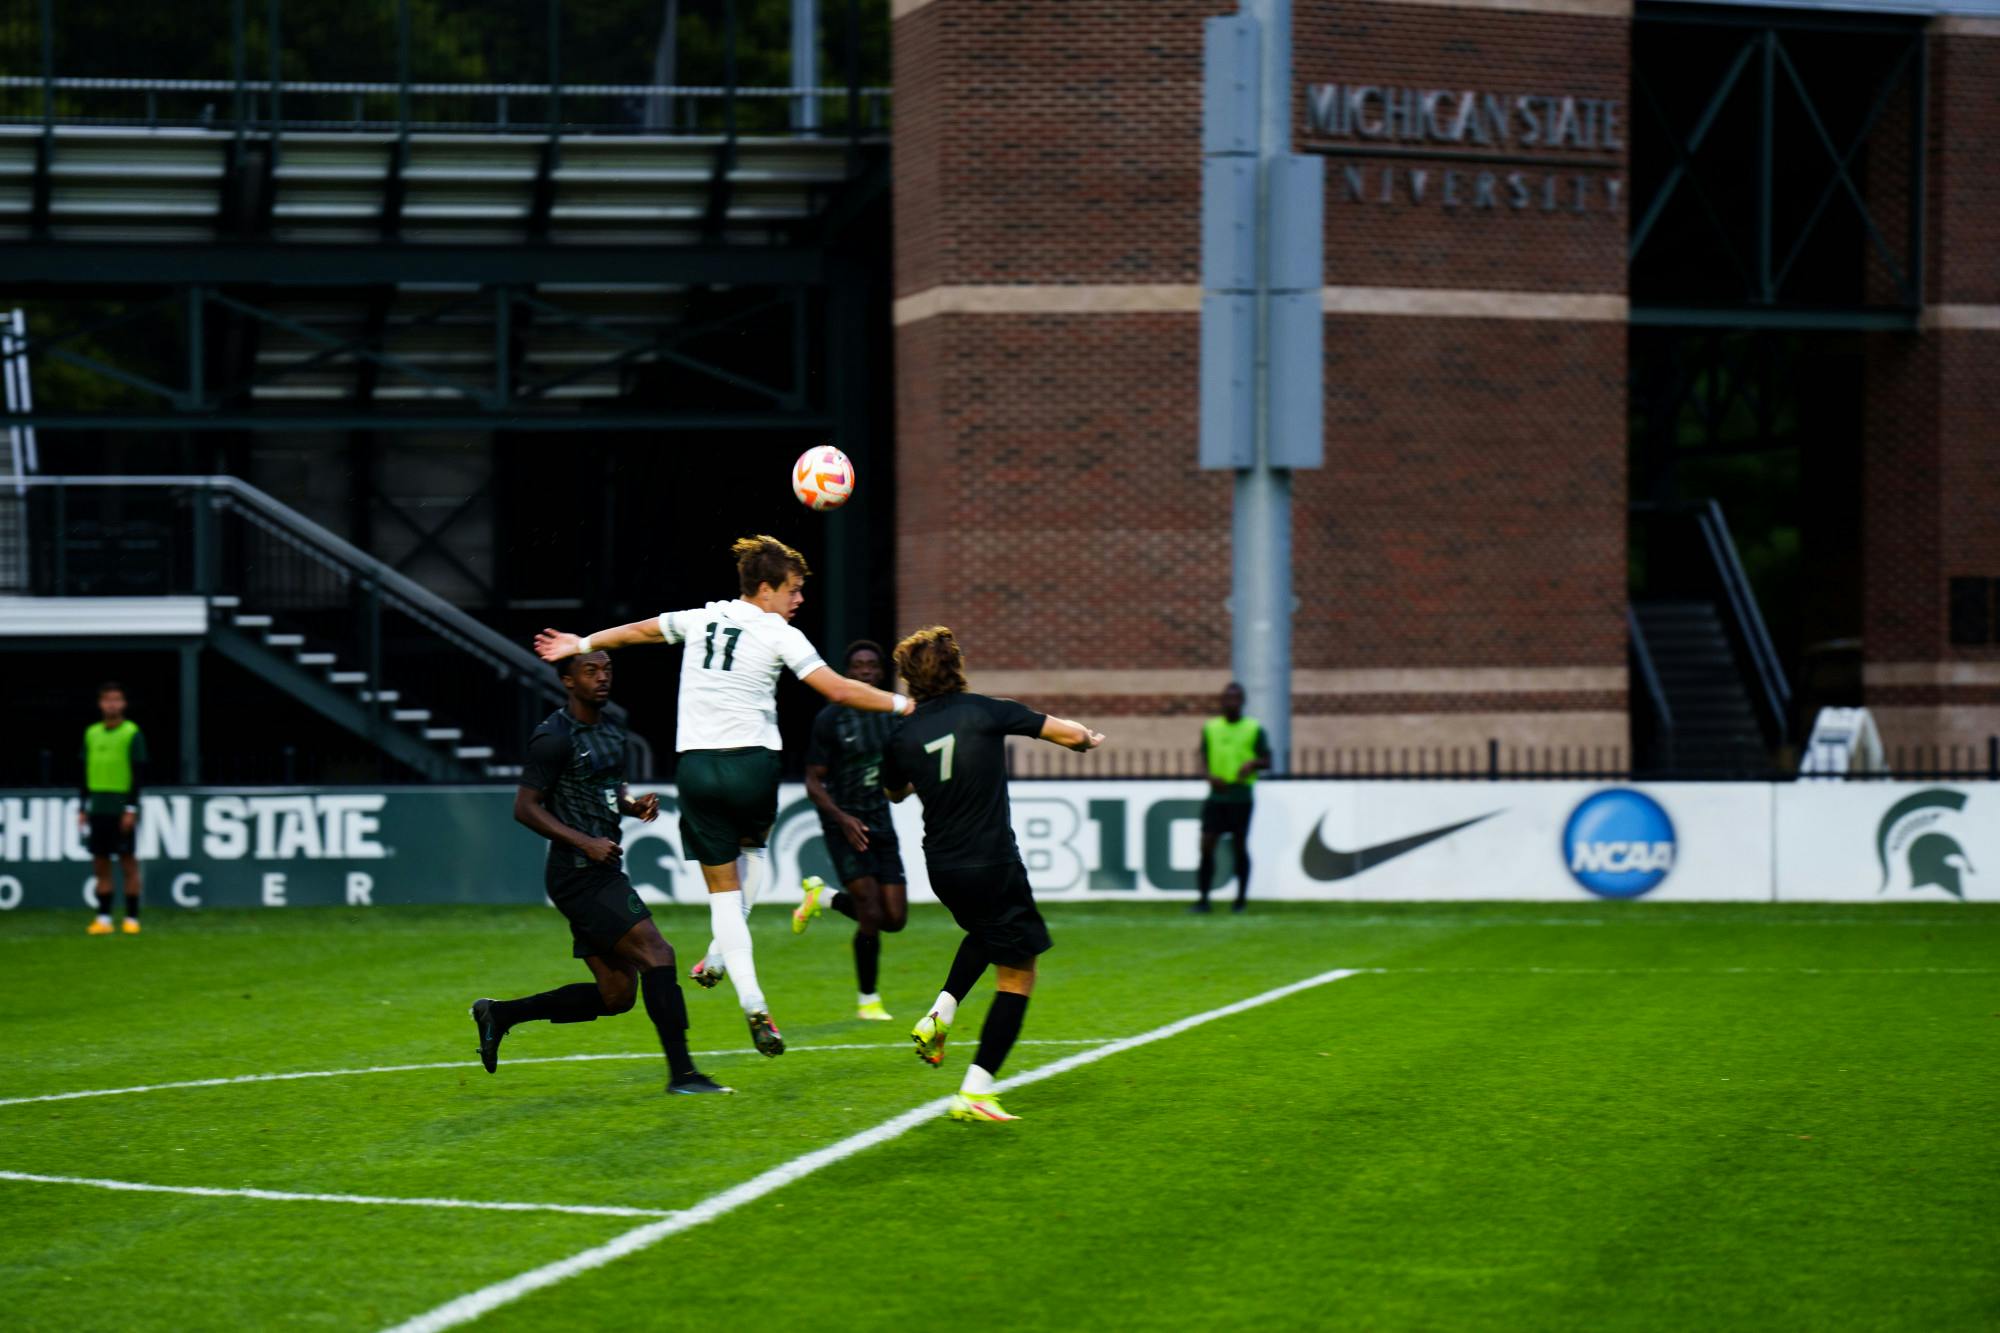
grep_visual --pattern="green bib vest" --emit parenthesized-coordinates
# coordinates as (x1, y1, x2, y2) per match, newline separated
(1203, 715, 1263, 804)
(84, 720, 143, 814)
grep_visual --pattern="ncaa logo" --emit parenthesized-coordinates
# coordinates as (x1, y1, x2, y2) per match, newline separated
(1563, 789, 1676, 899)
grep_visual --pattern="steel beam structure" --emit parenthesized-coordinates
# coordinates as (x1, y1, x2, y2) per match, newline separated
(1629, 6, 1927, 326)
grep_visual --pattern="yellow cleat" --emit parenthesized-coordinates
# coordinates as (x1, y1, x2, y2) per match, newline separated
(86, 919, 114, 936)
(792, 876, 832, 935)
(121, 918, 141, 935)
(856, 1000, 893, 1022)
(912, 1010, 950, 1066)
(947, 1092, 1018, 1123)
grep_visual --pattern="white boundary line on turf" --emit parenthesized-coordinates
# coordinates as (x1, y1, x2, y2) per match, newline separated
(1379, 966, 2000, 975)
(0, 1170, 674, 1219)
(0, 1039, 1104, 1111)
(380, 966, 1367, 1333)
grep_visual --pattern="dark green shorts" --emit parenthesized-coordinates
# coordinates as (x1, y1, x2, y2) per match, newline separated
(928, 860, 1052, 968)
(546, 862, 652, 960)
(677, 746, 782, 866)
(821, 818, 905, 886)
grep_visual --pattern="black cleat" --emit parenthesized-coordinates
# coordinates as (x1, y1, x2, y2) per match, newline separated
(1231, 900, 1248, 914)
(471, 998, 505, 1073)
(668, 1071, 735, 1095)
(746, 1010, 785, 1057)
(1188, 901, 1212, 915)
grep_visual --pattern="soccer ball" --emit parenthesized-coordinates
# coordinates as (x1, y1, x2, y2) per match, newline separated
(792, 445, 855, 512)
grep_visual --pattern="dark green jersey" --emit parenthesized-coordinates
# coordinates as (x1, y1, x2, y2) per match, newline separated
(521, 707, 626, 871)
(880, 692, 1046, 870)
(805, 703, 898, 827)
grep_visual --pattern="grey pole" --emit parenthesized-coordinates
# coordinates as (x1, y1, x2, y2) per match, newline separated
(1237, 0, 1290, 772)
(792, 0, 819, 131)
(1201, 0, 1320, 774)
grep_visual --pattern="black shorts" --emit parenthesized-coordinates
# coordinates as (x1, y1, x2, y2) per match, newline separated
(87, 812, 136, 857)
(821, 818, 906, 886)
(1201, 799, 1253, 841)
(928, 860, 1052, 968)
(676, 747, 782, 865)
(545, 861, 653, 960)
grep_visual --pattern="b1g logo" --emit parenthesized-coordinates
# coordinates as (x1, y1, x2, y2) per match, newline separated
(1563, 789, 1676, 898)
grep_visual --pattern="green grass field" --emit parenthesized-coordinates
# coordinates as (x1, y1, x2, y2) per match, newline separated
(2, 901, 1996, 1331)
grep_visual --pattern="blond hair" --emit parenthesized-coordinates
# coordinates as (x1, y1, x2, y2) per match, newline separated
(894, 625, 968, 702)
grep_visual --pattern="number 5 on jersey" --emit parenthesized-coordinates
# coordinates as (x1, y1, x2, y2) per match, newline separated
(924, 733, 956, 782)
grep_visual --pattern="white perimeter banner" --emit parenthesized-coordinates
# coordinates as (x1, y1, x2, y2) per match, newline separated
(1774, 782, 1996, 903)
(621, 780, 1779, 905)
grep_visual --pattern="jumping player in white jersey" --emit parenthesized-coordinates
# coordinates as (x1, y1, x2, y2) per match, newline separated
(534, 535, 912, 1058)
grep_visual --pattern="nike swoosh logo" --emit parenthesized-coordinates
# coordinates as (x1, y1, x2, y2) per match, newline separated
(1300, 811, 1500, 882)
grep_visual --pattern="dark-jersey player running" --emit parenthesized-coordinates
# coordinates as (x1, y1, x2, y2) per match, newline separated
(470, 650, 729, 1095)
(882, 626, 1105, 1124)
(793, 640, 907, 1021)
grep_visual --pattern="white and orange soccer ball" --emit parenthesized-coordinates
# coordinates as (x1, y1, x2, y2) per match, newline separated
(792, 444, 855, 512)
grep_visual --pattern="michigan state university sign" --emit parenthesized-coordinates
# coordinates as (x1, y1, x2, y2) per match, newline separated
(1303, 80, 1626, 216)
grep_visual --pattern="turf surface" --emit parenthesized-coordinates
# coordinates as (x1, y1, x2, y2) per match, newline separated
(2, 901, 1996, 1330)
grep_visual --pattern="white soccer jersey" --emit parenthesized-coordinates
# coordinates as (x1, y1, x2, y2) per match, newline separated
(659, 599, 827, 752)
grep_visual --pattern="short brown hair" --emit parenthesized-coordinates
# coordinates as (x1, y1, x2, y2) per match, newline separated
(733, 534, 811, 597)
(894, 626, 968, 702)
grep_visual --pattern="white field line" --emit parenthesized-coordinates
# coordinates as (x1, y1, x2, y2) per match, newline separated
(0, 1170, 672, 1219)
(382, 966, 1367, 1333)
(0, 1040, 1104, 1111)
(1382, 966, 2000, 975)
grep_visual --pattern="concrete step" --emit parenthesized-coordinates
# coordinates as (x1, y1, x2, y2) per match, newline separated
(210, 595, 241, 608)
(423, 727, 464, 741)
(455, 745, 495, 760)
(233, 613, 273, 628)
(362, 690, 401, 703)
(264, 632, 304, 647)
(485, 764, 525, 779)
(329, 671, 367, 685)
(392, 708, 431, 722)
(297, 652, 336, 666)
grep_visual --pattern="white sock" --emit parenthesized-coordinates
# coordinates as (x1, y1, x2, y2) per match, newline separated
(858, 991, 882, 1007)
(960, 1065, 996, 1097)
(702, 941, 724, 972)
(94, 912, 112, 926)
(738, 847, 769, 909)
(931, 990, 959, 1026)
(708, 890, 765, 1013)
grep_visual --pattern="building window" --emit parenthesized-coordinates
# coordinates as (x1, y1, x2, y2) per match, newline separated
(1947, 578, 1993, 647)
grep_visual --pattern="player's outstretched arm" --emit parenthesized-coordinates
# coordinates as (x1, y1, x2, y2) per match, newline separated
(1040, 716, 1107, 753)
(799, 666, 915, 716)
(532, 618, 664, 662)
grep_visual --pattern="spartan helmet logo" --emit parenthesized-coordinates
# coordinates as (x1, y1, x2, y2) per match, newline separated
(1876, 789, 1976, 899)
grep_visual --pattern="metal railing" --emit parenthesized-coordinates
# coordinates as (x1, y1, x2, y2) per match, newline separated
(6, 475, 654, 776)
(1007, 737, 2000, 783)
(1626, 605, 1676, 771)
(2, 0, 888, 140)
(1631, 498, 1793, 750)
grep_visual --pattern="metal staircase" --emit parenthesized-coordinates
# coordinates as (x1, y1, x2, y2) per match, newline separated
(1629, 500, 1792, 775)
(9, 475, 653, 782)
(1630, 601, 1769, 773)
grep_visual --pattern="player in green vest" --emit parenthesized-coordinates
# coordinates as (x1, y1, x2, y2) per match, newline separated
(1194, 682, 1271, 914)
(80, 682, 147, 935)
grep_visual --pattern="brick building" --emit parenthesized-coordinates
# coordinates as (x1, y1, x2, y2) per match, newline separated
(889, 0, 2000, 772)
